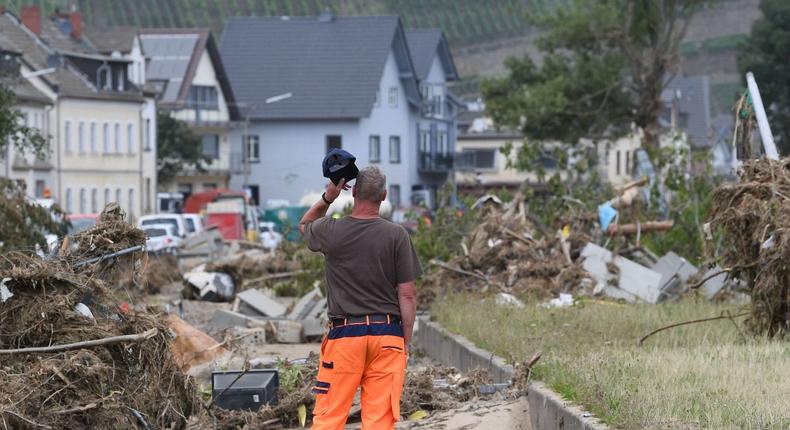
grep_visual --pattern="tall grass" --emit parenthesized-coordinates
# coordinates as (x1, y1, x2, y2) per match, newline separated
(434, 296, 790, 429)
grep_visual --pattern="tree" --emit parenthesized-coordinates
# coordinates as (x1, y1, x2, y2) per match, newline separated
(483, 0, 701, 153)
(156, 110, 209, 185)
(0, 79, 63, 252)
(738, 0, 790, 154)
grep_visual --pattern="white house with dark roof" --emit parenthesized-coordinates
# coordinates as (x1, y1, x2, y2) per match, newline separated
(220, 13, 459, 208)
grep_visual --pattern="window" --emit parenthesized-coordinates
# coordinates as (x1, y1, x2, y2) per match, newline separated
(34, 180, 45, 198)
(115, 189, 122, 209)
(64, 121, 72, 152)
(128, 189, 135, 219)
(369, 135, 380, 163)
(78, 122, 85, 153)
(625, 151, 631, 175)
(91, 188, 98, 213)
(144, 119, 151, 151)
(79, 188, 86, 214)
(244, 135, 260, 163)
(177, 183, 193, 196)
(202, 135, 220, 159)
(374, 89, 381, 108)
(187, 85, 219, 110)
(389, 136, 400, 163)
(104, 188, 111, 205)
(90, 122, 97, 153)
(389, 184, 401, 208)
(65, 188, 73, 213)
(325, 135, 342, 153)
(127, 124, 135, 154)
(203, 183, 217, 190)
(460, 149, 496, 170)
(145, 178, 151, 212)
(103, 123, 109, 153)
(616, 150, 621, 175)
(114, 123, 121, 153)
(437, 131, 448, 156)
(97, 63, 111, 90)
(388, 87, 398, 108)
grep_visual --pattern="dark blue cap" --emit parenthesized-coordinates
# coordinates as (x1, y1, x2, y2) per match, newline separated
(322, 149, 359, 185)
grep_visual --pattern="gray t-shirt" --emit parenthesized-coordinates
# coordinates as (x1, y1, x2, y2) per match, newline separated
(304, 216, 422, 318)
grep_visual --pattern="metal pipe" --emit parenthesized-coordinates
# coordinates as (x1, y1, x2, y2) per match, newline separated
(746, 72, 779, 160)
(73, 245, 144, 268)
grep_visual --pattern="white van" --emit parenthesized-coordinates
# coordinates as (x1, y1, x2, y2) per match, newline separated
(138, 214, 187, 238)
(181, 214, 204, 236)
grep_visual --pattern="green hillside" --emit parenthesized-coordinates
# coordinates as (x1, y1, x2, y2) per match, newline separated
(4, 0, 534, 46)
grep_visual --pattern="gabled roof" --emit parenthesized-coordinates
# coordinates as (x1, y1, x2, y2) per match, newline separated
(220, 15, 420, 120)
(84, 27, 138, 54)
(139, 28, 238, 118)
(0, 12, 142, 102)
(661, 75, 712, 148)
(405, 28, 458, 82)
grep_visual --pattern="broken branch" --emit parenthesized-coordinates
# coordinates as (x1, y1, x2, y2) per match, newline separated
(638, 312, 748, 345)
(607, 221, 674, 236)
(0, 329, 157, 355)
(430, 259, 489, 282)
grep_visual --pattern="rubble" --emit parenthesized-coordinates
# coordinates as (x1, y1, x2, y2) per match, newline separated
(0, 253, 197, 429)
(237, 288, 287, 318)
(708, 157, 790, 336)
(420, 195, 591, 308)
(581, 243, 663, 303)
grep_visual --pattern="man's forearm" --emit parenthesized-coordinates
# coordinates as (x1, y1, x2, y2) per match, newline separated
(398, 282, 417, 350)
(299, 198, 329, 235)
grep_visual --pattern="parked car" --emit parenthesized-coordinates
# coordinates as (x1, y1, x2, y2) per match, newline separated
(259, 221, 283, 250)
(67, 214, 99, 235)
(142, 224, 182, 254)
(182, 214, 204, 236)
(138, 214, 187, 238)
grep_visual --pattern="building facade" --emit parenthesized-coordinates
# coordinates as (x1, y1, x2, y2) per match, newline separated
(220, 14, 458, 208)
(0, 7, 154, 219)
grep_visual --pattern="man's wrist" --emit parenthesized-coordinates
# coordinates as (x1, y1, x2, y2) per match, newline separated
(321, 192, 334, 205)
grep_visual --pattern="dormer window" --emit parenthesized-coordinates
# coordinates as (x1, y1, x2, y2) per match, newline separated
(97, 62, 111, 90)
(116, 68, 125, 91)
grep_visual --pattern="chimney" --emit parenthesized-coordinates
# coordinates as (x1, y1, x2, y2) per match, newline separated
(20, 5, 41, 35)
(69, 11, 82, 39)
(318, 9, 334, 23)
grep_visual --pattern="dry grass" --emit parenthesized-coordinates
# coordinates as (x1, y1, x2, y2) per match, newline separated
(433, 296, 790, 429)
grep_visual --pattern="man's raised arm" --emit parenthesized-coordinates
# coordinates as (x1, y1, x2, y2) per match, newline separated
(299, 179, 347, 236)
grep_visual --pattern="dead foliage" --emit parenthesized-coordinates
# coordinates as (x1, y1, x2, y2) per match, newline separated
(70, 203, 147, 289)
(0, 253, 197, 429)
(419, 196, 591, 309)
(708, 157, 790, 336)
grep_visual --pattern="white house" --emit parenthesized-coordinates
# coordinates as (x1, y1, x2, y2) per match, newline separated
(138, 28, 239, 198)
(0, 7, 154, 219)
(220, 13, 459, 208)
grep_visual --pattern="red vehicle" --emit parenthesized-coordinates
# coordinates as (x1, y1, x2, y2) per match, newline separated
(183, 190, 258, 241)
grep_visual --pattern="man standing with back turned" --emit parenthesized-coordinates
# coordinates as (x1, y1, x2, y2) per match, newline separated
(299, 165, 421, 430)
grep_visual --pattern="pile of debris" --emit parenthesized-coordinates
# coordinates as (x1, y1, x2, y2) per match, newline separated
(209, 285, 328, 344)
(420, 195, 590, 308)
(708, 157, 790, 336)
(0, 253, 197, 429)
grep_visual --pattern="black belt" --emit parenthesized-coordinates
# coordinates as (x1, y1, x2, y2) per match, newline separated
(330, 314, 401, 328)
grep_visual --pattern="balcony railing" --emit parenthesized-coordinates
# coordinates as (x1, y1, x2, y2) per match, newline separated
(419, 151, 453, 173)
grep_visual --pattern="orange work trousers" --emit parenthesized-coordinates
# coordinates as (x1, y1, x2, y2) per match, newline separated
(311, 321, 406, 430)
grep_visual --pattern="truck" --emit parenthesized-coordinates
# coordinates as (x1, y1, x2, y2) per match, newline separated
(183, 189, 258, 242)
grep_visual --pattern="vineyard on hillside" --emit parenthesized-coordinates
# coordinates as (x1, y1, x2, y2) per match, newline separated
(4, 0, 542, 46)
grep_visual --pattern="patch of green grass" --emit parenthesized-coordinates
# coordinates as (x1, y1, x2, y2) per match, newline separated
(434, 296, 790, 429)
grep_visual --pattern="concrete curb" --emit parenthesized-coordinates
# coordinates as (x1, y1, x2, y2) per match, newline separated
(414, 316, 609, 430)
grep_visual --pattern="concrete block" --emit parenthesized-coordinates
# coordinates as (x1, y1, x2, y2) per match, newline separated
(229, 327, 267, 349)
(210, 309, 267, 331)
(288, 286, 323, 320)
(271, 319, 303, 343)
(702, 266, 728, 299)
(184, 271, 235, 300)
(302, 318, 326, 341)
(237, 289, 287, 318)
(581, 243, 663, 303)
(653, 252, 698, 299)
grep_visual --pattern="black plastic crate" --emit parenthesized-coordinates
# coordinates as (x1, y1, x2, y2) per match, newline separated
(211, 369, 279, 411)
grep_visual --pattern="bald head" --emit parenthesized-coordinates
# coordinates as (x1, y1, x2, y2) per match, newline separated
(354, 166, 387, 203)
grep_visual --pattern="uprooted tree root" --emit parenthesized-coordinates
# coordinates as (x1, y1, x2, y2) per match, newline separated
(0, 253, 197, 429)
(708, 157, 790, 336)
